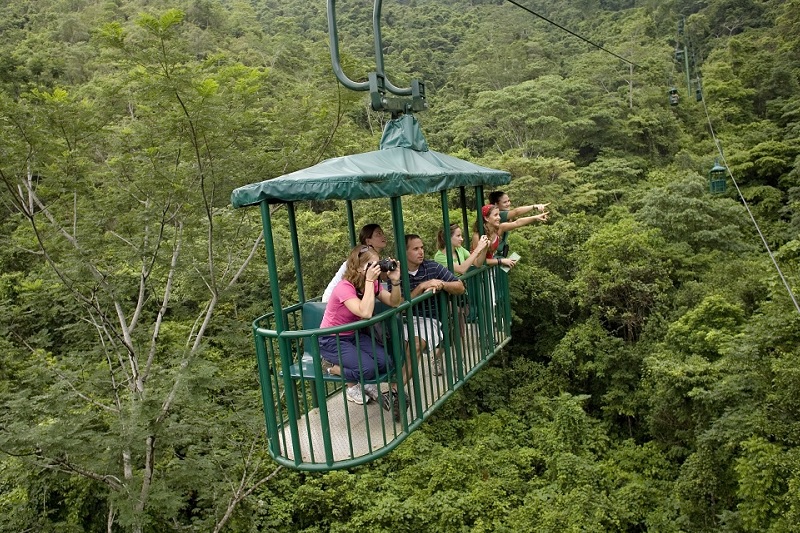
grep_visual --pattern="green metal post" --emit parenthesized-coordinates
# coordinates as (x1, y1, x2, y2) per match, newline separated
(253, 328, 279, 457)
(473, 185, 491, 352)
(308, 333, 335, 465)
(439, 190, 462, 381)
(459, 187, 469, 232)
(475, 185, 485, 234)
(441, 190, 454, 271)
(346, 200, 356, 247)
(259, 201, 303, 465)
(389, 195, 415, 425)
(498, 266, 512, 336)
(287, 202, 305, 303)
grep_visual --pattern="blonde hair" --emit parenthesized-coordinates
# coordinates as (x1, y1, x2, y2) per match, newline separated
(342, 245, 378, 287)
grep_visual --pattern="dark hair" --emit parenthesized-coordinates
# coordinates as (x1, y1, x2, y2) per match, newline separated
(405, 234, 422, 249)
(437, 224, 459, 250)
(489, 191, 506, 204)
(359, 224, 382, 245)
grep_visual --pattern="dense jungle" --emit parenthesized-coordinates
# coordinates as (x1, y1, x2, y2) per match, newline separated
(1, 0, 799, 531)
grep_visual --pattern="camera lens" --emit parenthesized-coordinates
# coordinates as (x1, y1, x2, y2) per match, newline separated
(378, 259, 397, 272)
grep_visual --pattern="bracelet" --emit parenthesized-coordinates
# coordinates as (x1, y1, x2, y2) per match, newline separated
(391, 281, 401, 286)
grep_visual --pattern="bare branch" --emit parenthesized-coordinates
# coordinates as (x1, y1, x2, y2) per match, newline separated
(86, 307, 132, 388)
(126, 216, 151, 338)
(123, 449, 132, 481)
(108, 230, 137, 249)
(114, 299, 141, 392)
(41, 455, 125, 492)
(213, 462, 283, 533)
(105, 350, 124, 413)
(26, 179, 81, 249)
(312, 82, 345, 165)
(82, 311, 128, 415)
(12, 180, 138, 367)
(143, 221, 183, 383)
(136, 435, 156, 513)
(0, 167, 30, 216)
(48, 365, 118, 413)
(155, 293, 217, 426)
(224, 231, 264, 291)
(130, 197, 172, 333)
(128, 258, 148, 339)
(72, 191, 77, 238)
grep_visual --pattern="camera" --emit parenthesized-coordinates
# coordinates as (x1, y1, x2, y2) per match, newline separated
(367, 259, 397, 272)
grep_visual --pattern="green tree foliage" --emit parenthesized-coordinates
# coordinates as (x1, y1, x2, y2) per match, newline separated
(633, 174, 752, 253)
(0, 4, 337, 530)
(572, 216, 675, 341)
(0, 0, 799, 531)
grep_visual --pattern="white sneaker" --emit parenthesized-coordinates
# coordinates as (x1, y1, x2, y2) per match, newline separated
(363, 383, 380, 402)
(346, 385, 368, 405)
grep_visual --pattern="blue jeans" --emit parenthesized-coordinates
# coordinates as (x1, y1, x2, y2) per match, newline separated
(319, 332, 392, 382)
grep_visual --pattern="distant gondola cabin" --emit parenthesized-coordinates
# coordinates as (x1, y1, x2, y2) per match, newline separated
(669, 87, 679, 106)
(709, 161, 727, 194)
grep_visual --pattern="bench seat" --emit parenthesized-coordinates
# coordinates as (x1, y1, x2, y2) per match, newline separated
(282, 301, 395, 384)
(286, 356, 391, 384)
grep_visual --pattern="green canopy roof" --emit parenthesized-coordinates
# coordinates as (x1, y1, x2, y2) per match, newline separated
(230, 115, 510, 208)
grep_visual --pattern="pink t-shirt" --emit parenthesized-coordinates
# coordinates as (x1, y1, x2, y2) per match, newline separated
(320, 279, 380, 336)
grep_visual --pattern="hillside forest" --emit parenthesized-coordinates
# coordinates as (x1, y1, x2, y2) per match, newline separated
(1, 0, 800, 531)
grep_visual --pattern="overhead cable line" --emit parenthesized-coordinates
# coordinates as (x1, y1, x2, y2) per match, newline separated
(697, 86, 800, 315)
(504, 0, 639, 68)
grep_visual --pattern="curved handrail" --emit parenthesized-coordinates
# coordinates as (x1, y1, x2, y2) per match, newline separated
(253, 298, 414, 339)
(253, 286, 459, 339)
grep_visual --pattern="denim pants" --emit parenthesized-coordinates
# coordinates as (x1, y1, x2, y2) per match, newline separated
(319, 332, 392, 382)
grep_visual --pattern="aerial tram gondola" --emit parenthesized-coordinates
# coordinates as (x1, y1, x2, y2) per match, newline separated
(668, 87, 679, 106)
(230, 0, 515, 472)
(709, 159, 727, 194)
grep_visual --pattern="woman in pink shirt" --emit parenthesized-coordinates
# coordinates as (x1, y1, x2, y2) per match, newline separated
(320, 244, 402, 406)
